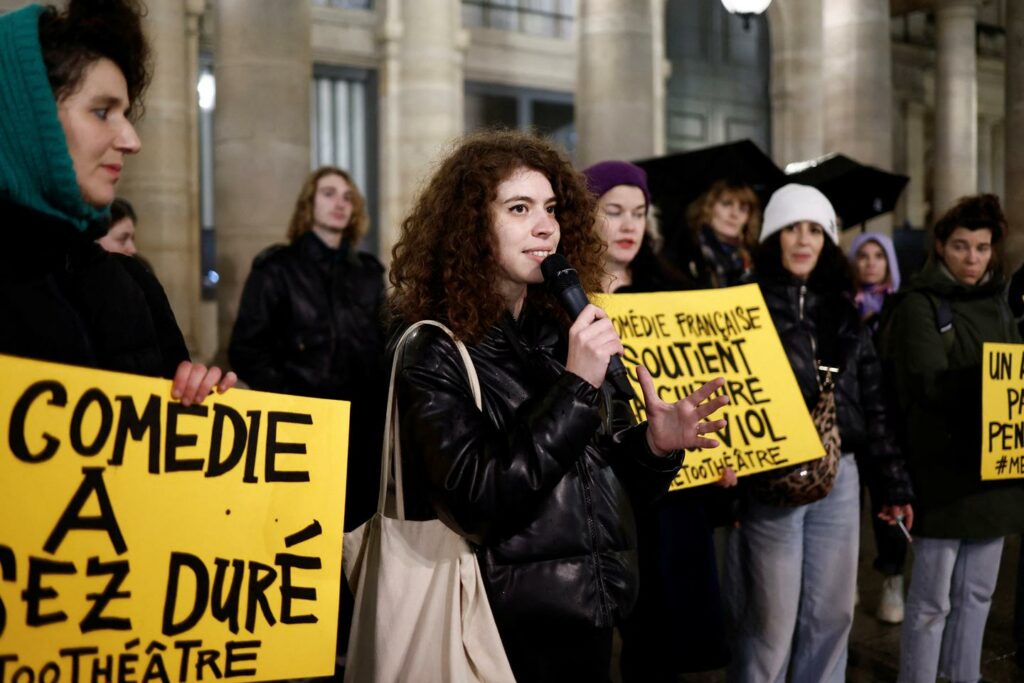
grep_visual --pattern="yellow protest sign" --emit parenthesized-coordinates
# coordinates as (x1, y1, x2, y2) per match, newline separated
(597, 284, 824, 490)
(0, 354, 348, 681)
(981, 342, 1024, 480)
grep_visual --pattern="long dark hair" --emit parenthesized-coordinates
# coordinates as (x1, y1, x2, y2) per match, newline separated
(755, 232, 854, 295)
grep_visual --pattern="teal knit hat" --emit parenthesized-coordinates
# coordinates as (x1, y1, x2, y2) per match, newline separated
(0, 4, 109, 231)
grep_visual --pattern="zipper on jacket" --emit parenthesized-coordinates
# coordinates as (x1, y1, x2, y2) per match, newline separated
(798, 284, 806, 321)
(576, 459, 611, 625)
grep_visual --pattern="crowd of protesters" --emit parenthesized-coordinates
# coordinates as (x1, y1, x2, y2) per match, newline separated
(2, 0, 1023, 681)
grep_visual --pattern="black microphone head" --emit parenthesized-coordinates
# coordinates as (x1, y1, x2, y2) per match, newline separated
(541, 253, 580, 295)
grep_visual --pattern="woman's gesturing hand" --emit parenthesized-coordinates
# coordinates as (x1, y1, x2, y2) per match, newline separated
(565, 304, 625, 389)
(638, 366, 729, 455)
(172, 361, 238, 407)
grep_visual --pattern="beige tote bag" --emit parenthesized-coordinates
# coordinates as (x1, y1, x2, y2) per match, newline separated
(343, 321, 516, 683)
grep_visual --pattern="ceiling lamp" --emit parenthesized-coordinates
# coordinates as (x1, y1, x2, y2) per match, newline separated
(722, 0, 772, 29)
(721, 0, 772, 12)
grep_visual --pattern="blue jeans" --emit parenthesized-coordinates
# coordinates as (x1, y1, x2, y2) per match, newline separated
(898, 536, 1004, 683)
(726, 454, 860, 683)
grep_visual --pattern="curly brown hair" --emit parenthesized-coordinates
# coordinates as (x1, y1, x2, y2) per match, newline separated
(390, 130, 604, 342)
(286, 167, 370, 245)
(690, 180, 762, 248)
(39, 0, 152, 120)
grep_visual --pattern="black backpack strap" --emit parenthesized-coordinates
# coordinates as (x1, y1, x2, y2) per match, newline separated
(926, 294, 955, 354)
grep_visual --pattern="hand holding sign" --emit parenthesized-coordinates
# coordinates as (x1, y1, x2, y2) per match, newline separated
(639, 367, 729, 455)
(171, 360, 239, 406)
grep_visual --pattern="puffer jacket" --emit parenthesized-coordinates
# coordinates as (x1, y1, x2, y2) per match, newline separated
(394, 306, 682, 629)
(757, 273, 913, 504)
(0, 199, 189, 377)
(229, 231, 386, 401)
(883, 260, 1024, 538)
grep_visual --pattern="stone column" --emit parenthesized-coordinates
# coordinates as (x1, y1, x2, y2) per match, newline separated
(377, 0, 463, 264)
(119, 0, 201, 353)
(576, 0, 663, 166)
(977, 115, 994, 193)
(1005, 0, 1024, 271)
(903, 101, 928, 228)
(933, 0, 978, 216)
(823, 0, 894, 231)
(768, 0, 825, 166)
(214, 0, 311, 355)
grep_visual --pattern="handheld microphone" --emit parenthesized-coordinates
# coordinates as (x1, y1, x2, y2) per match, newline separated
(541, 254, 636, 400)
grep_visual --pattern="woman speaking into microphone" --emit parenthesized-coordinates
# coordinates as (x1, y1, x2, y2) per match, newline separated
(387, 130, 728, 681)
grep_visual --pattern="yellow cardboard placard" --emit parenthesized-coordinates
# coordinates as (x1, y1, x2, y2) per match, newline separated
(596, 284, 824, 490)
(981, 342, 1024, 480)
(0, 354, 348, 681)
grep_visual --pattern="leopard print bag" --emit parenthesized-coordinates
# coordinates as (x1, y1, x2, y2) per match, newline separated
(750, 366, 841, 507)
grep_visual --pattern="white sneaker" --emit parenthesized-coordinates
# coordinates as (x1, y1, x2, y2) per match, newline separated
(877, 575, 905, 624)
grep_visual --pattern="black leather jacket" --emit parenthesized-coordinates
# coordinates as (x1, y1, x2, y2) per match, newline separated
(229, 231, 386, 401)
(0, 199, 188, 377)
(394, 308, 681, 629)
(758, 274, 913, 504)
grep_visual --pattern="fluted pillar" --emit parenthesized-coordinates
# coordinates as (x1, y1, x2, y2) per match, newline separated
(932, 0, 978, 215)
(1005, 0, 1024, 271)
(120, 0, 201, 353)
(768, 0, 825, 166)
(823, 0, 893, 231)
(214, 0, 311, 355)
(576, 0, 663, 166)
(377, 0, 463, 264)
(902, 101, 928, 228)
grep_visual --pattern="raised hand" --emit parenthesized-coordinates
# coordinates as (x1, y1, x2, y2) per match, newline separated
(637, 366, 729, 455)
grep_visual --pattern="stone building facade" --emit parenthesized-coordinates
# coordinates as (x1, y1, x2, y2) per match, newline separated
(4, 0, 1019, 362)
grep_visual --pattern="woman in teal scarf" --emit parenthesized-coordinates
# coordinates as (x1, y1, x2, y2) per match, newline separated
(0, 0, 233, 404)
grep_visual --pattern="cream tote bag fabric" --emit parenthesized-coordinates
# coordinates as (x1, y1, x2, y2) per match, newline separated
(343, 321, 516, 683)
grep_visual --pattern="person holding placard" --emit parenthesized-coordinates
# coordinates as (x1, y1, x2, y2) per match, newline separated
(726, 184, 913, 683)
(387, 131, 730, 682)
(0, 0, 234, 404)
(580, 160, 732, 678)
(881, 194, 1024, 683)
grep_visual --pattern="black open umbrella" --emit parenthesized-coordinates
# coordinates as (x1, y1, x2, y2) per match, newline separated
(634, 139, 787, 235)
(785, 153, 909, 229)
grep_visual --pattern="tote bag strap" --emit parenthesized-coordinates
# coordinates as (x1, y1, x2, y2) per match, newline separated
(377, 320, 482, 521)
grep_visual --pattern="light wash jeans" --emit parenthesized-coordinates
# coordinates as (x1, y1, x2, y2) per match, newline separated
(725, 454, 860, 683)
(898, 536, 1004, 683)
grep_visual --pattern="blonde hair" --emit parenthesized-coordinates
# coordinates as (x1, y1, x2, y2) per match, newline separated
(286, 167, 369, 244)
(690, 180, 762, 249)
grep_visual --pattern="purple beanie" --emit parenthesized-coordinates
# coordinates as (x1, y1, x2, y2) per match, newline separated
(581, 161, 651, 206)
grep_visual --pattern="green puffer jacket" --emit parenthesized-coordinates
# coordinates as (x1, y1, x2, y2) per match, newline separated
(883, 260, 1024, 538)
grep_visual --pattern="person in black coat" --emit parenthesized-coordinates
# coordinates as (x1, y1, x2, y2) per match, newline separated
(387, 130, 730, 682)
(580, 160, 732, 679)
(726, 184, 912, 682)
(229, 166, 387, 531)
(0, 0, 233, 404)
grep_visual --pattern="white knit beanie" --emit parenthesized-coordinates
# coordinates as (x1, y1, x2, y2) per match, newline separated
(760, 184, 839, 245)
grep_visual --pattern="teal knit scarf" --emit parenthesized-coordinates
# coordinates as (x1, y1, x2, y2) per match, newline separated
(0, 4, 109, 231)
